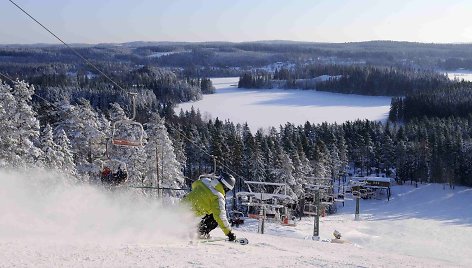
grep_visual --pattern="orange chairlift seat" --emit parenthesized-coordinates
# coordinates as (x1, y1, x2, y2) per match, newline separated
(111, 93, 144, 147)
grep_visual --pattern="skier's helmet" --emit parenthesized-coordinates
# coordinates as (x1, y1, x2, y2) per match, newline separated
(219, 172, 236, 192)
(333, 230, 342, 239)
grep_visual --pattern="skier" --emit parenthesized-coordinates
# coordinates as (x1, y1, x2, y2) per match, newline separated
(183, 172, 237, 241)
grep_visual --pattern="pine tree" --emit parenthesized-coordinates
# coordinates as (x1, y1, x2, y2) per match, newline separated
(39, 124, 62, 169)
(0, 81, 42, 168)
(250, 140, 266, 183)
(0, 81, 19, 167)
(144, 112, 184, 190)
(54, 99, 107, 178)
(242, 123, 255, 180)
(312, 140, 330, 178)
(277, 151, 297, 198)
(54, 129, 77, 176)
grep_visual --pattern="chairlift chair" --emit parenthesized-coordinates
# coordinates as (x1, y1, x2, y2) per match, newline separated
(352, 190, 361, 198)
(99, 158, 128, 186)
(99, 139, 129, 186)
(112, 120, 144, 147)
(303, 203, 317, 215)
(321, 195, 335, 205)
(111, 93, 144, 147)
(334, 193, 345, 202)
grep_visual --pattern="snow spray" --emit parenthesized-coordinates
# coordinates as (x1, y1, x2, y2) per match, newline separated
(0, 169, 195, 244)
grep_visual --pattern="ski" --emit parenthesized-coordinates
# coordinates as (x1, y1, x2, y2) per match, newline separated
(234, 237, 249, 245)
(197, 237, 249, 245)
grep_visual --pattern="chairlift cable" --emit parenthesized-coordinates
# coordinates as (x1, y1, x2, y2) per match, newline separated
(8, 0, 127, 93)
(0, 71, 61, 110)
(8, 0, 247, 184)
(0, 72, 15, 83)
(165, 122, 247, 183)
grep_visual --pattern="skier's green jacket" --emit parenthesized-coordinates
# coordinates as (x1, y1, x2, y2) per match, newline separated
(183, 177, 232, 235)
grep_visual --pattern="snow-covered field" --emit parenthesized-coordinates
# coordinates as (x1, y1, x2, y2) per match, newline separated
(2, 169, 471, 267)
(175, 77, 392, 132)
(146, 50, 190, 58)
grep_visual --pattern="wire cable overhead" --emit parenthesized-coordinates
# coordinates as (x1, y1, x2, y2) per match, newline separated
(7, 0, 248, 184)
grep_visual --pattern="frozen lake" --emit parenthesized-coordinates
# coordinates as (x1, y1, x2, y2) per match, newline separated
(176, 77, 391, 131)
(446, 70, 472, 82)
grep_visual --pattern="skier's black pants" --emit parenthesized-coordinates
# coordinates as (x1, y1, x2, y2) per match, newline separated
(199, 214, 218, 235)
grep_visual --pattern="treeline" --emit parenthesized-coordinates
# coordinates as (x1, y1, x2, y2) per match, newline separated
(238, 65, 450, 96)
(3, 41, 472, 77)
(389, 82, 472, 121)
(135, 40, 472, 70)
(0, 79, 185, 191)
(168, 109, 472, 195)
(440, 58, 472, 70)
(3, 75, 472, 200)
(4, 65, 214, 118)
(316, 66, 449, 96)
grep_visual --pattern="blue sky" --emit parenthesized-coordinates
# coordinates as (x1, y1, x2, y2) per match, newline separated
(1, 0, 471, 44)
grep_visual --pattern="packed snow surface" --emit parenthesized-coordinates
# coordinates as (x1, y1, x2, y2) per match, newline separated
(2, 169, 472, 267)
(175, 77, 391, 132)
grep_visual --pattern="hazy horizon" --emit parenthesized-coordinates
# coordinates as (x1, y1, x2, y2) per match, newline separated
(2, 39, 472, 47)
(1, 0, 471, 45)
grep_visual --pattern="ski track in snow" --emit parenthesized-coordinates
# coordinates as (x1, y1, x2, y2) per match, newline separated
(175, 77, 392, 132)
(1, 170, 472, 267)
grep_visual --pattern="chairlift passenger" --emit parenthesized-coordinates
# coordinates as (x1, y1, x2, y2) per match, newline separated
(101, 166, 112, 184)
(112, 165, 128, 185)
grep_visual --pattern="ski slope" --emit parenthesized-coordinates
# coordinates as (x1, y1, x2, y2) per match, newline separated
(175, 77, 392, 132)
(1, 169, 471, 267)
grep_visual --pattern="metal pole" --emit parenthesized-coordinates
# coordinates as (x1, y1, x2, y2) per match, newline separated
(313, 189, 320, 239)
(156, 146, 160, 199)
(161, 147, 164, 198)
(232, 182, 237, 212)
(258, 205, 265, 234)
(258, 191, 265, 234)
(213, 155, 217, 175)
(129, 92, 137, 121)
(355, 194, 360, 221)
(284, 177, 288, 220)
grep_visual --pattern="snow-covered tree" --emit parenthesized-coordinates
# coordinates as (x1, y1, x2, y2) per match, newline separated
(312, 140, 330, 178)
(54, 128, 77, 176)
(278, 152, 297, 198)
(143, 112, 184, 190)
(39, 124, 62, 169)
(54, 99, 107, 178)
(0, 80, 42, 168)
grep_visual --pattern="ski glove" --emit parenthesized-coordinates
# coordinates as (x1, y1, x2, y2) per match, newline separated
(227, 232, 236, 241)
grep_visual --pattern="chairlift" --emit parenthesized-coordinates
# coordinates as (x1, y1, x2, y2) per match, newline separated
(303, 203, 317, 215)
(112, 121, 144, 147)
(352, 190, 361, 198)
(99, 139, 128, 186)
(100, 158, 128, 186)
(321, 195, 335, 205)
(111, 93, 144, 147)
(334, 193, 345, 202)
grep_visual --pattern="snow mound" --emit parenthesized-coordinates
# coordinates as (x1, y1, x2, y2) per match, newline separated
(0, 169, 195, 245)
